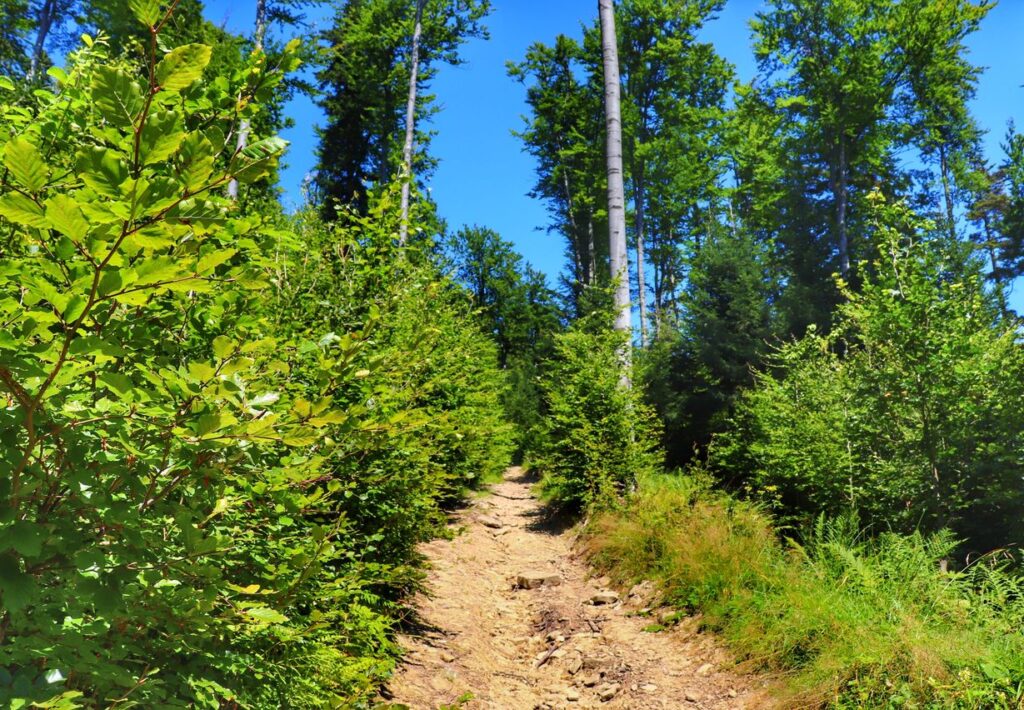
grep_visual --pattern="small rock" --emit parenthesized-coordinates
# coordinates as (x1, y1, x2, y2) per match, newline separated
(728, 689, 738, 698)
(640, 683, 658, 693)
(478, 515, 503, 528)
(440, 651, 455, 662)
(590, 591, 619, 605)
(565, 652, 583, 675)
(581, 655, 609, 671)
(596, 682, 620, 702)
(685, 691, 701, 703)
(517, 571, 562, 589)
(696, 663, 714, 676)
(658, 610, 679, 626)
(580, 673, 601, 687)
(566, 689, 581, 702)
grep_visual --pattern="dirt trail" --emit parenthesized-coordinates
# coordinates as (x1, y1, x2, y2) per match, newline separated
(383, 467, 768, 709)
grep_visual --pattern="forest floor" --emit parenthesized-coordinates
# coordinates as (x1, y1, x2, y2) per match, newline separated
(382, 467, 770, 709)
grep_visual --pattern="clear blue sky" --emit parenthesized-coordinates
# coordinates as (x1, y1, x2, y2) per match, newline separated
(205, 0, 1024, 291)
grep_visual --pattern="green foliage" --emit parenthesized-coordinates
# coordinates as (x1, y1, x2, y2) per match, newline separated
(446, 225, 562, 459)
(711, 194, 1024, 550)
(586, 473, 1024, 708)
(0, 15, 511, 708)
(534, 305, 659, 508)
(640, 226, 779, 467)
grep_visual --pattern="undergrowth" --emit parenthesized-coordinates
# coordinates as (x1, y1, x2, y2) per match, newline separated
(584, 473, 1024, 708)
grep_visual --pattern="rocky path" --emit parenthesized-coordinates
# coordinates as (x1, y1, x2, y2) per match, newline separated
(382, 467, 768, 709)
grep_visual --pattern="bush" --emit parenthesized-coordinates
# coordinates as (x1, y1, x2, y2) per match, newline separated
(711, 195, 1024, 551)
(586, 474, 1024, 708)
(534, 307, 660, 508)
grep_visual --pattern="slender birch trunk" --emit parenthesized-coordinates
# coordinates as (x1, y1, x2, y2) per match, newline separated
(599, 0, 632, 366)
(835, 134, 850, 280)
(228, 0, 268, 200)
(27, 0, 57, 83)
(632, 161, 648, 346)
(398, 0, 426, 246)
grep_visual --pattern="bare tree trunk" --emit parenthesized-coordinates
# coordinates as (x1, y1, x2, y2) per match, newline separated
(587, 217, 597, 286)
(599, 0, 632, 371)
(228, 0, 268, 200)
(556, 146, 586, 285)
(27, 0, 57, 83)
(632, 160, 648, 347)
(398, 0, 426, 246)
(835, 135, 850, 280)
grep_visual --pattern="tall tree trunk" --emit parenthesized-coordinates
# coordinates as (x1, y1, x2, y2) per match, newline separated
(835, 135, 850, 280)
(599, 0, 632, 362)
(27, 0, 57, 83)
(228, 0, 268, 200)
(587, 217, 597, 285)
(398, 0, 426, 246)
(632, 158, 648, 347)
(555, 144, 585, 285)
(938, 143, 957, 242)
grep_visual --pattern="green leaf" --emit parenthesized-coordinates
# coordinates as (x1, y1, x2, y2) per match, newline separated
(4, 521, 45, 558)
(168, 198, 226, 227)
(0, 193, 47, 228)
(156, 44, 212, 91)
(0, 553, 35, 612)
(45, 194, 89, 242)
(231, 136, 288, 184)
(243, 606, 288, 624)
(63, 295, 87, 323)
(69, 335, 126, 358)
(77, 147, 129, 198)
(0, 76, 14, 91)
(4, 138, 48, 192)
(212, 335, 234, 359)
(135, 256, 181, 284)
(128, 0, 162, 26)
(177, 132, 215, 189)
(92, 67, 144, 129)
(140, 110, 184, 166)
(196, 248, 236, 274)
(97, 372, 132, 395)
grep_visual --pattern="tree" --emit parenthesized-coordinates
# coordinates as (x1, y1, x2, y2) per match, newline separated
(598, 0, 631, 361)
(712, 195, 1024, 551)
(898, 0, 992, 241)
(615, 0, 730, 342)
(509, 35, 607, 306)
(227, 0, 269, 200)
(398, 0, 426, 245)
(315, 0, 489, 220)
(446, 225, 562, 456)
(642, 225, 779, 467)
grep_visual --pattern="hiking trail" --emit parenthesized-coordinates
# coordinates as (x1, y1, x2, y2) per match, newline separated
(383, 467, 769, 709)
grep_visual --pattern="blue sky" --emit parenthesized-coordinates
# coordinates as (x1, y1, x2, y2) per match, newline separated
(205, 0, 1024, 290)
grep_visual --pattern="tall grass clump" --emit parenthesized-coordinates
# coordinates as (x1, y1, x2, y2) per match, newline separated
(586, 474, 1024, 708)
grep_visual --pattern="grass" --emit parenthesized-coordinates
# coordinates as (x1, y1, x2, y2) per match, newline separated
(583, 473, 1024, 708)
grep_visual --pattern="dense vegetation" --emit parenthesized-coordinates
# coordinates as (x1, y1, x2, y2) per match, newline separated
(1, 0, 1022, 707)
(0, 2, 515, 706)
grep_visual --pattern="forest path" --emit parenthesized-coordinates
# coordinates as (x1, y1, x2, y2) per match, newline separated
(382, 467, 768, 709)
